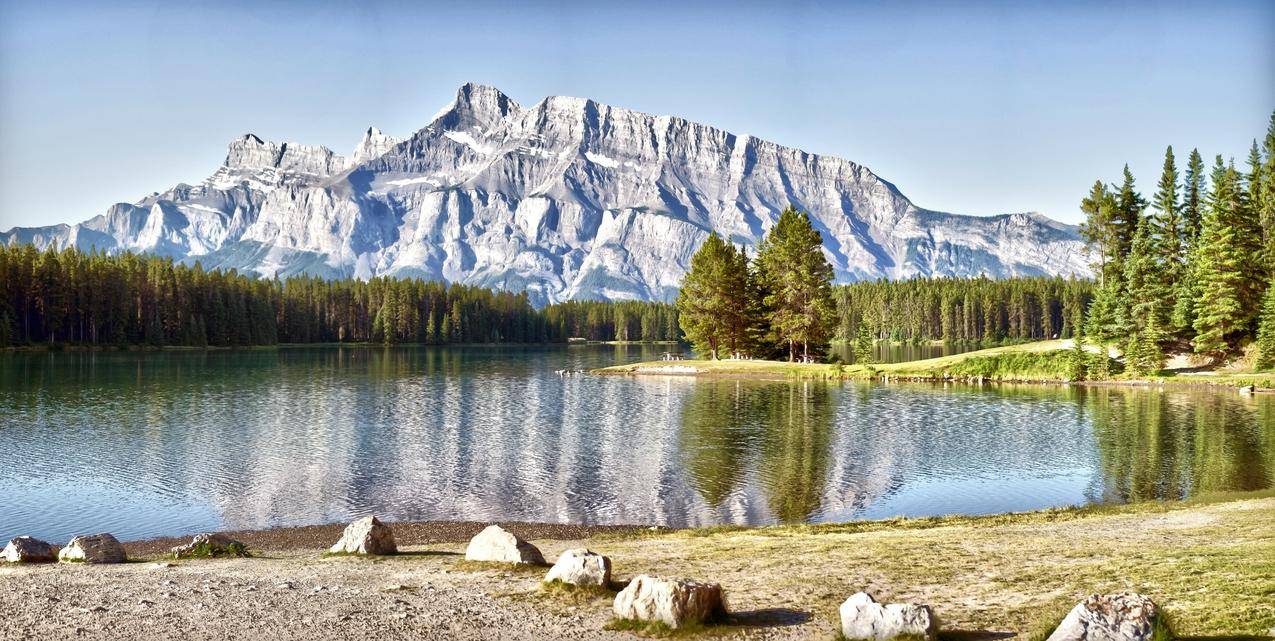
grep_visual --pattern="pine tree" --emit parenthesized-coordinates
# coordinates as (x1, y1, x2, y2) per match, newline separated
(1113, 165, 1147, 263)
(1182, 148, 1207, 248)
(1150, 146, 1185, 281)
(853, 321, 874, 365)
(1193, 159, 1260, 358)
(1256, 286, 1275, 371)
(1261, 112, 1275, 276)
(755, 206, 836, 362)
(1079, 180, 1118, 285)
(675, 232, 740, 359)
(1065, 335, 1088, 381)
(1123, 218, 1170, 339)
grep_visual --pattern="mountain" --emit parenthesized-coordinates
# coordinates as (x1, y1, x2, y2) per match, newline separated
(1, 83, 1090, 305)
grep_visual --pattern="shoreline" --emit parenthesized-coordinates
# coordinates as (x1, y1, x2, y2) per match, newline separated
(108, 487, 1275, 558)
(119, 520, 648, 558)
(6, 491, 1272, 639)
(593, 339, 1275, 392)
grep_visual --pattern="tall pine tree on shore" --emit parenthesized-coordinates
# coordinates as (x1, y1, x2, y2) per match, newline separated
(1150, 146, 1185, 283)
(755, 206, 836, 362)
(675, 233, 760, 359)
(1257, 286, 1275, 371)
(1192, 159, 1260, 358)
(1182, 148, 1207, 248)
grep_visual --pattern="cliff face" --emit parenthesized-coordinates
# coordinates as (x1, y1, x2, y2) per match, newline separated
(2, 83, 1090, 305)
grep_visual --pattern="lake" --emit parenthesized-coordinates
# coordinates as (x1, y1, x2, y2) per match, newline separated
(1, 345, 1271, 543)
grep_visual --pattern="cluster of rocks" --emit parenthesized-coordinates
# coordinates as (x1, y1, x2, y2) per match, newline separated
(5, 518, 1168, 641)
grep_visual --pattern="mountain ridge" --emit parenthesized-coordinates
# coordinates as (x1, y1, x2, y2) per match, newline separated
(2, 82, 1091, 305)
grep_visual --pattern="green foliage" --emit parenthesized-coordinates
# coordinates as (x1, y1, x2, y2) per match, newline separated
(179, 541, 250, 559)
(675, 232, 759, 358)
(0, 245, 680, 348)
(1065, 338, 1088, 381)
(1193, 159, 1263, 358)
(853, 322, 875, 365)
(835, 276, 1092, 344)
(755, 206, 837, 361)
(1256, 287, 1275, 371)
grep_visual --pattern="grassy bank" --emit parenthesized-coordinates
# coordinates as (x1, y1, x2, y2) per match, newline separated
(595, 339, 1275, 390)
(584, 490, 1275, 635)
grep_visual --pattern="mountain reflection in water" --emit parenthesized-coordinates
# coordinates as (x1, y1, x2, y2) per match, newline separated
(0, 345, 1270, 542)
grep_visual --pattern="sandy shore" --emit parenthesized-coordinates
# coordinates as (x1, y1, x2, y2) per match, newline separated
(3, 496, 1273, 640)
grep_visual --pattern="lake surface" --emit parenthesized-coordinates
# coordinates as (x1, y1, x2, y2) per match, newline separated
(1, 345, 1271, 543)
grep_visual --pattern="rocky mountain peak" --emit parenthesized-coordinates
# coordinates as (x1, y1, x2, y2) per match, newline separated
(2, 83, 1091, 303)
(353, 126, 402, 164)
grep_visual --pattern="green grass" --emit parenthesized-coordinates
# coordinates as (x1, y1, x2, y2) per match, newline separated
(452, 559, 549, 573)
(594, 339, 1275, 390)
(587, 490, 1275, 635)
(175, 541, 250, 559)
(603, 617, 720, 638)
(538, 579, 618, 605)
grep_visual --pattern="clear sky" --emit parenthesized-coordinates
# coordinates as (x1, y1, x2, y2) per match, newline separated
(1, 0, 1271, 229)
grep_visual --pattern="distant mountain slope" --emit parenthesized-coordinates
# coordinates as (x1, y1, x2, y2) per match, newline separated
(2, 83, 1090, 305)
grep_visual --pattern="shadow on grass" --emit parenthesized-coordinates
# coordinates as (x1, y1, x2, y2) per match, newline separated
(939, 632, 1017, 641)
(725, 608, 812, 628)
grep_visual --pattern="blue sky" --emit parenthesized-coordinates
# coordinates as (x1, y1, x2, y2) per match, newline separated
(0, 0, 1271, 229)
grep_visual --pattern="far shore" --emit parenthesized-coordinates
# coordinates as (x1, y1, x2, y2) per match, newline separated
(594, 339, 1275, 391)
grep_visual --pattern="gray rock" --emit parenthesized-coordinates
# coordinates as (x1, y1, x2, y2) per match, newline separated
(329, 516, 397, 555)
(839, 592, 937, 640)
(3, 536, 58, 563)
(170, 533, 248, 559)
(58, 533, 126, 564)
(612, 575, 726, 629)
(464, 525, 544, 565)
(544, 548, 611, 587)
(1046, 592, 1160, 641)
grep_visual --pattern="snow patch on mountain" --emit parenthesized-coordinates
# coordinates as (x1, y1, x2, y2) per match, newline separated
(1, 83, 1091, 304)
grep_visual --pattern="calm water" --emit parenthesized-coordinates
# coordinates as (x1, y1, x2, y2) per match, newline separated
(1, 346, 1271, 543)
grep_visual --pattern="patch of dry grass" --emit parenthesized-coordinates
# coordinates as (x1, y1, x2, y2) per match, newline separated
(589, 492, 1275, 635)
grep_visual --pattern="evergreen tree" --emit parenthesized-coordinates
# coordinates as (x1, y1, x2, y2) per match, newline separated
(1261, 112, 1275, 276)
(1065, 335, 1088, 381)
(1193, 159, 1260, 358)
(675, 232, 747, 359)
(1113, 165, 1147, 263)
(1079, 180, 1118, 284)
(1256, 286, 1275, 371)
(1182, 148, 1207, 247)
(1150, 146, 1185, 280)
(853, 321, 875, 365)
(755, 206, 836, 362)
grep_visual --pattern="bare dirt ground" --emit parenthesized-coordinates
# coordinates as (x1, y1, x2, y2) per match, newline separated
(2, 497, 1272, 640)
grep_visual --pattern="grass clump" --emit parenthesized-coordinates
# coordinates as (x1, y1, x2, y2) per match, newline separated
(453, 559, 547, 573)
(179, 541, 250, 559)
(603, 618, 713, 638)
(539, 579, 617, 605)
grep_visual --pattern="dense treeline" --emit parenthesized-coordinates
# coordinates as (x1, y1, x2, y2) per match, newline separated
(1078, 111, 1275, 374)
(832, 276, 1095, 344)
(541, 300, 681, 342)
(0, 244, 679, 347)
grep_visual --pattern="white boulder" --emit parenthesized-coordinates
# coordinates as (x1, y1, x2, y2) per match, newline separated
(839, 592, 937, 641)
(329, 516, 397, 555)
(58, 533, 127, 564)
(464, 525, 544, 565)
(544, 548, 611, 587)
(3, 536, 58, 563)
(612, 575, 727, 629)
(1046, 592, 1160, 641)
